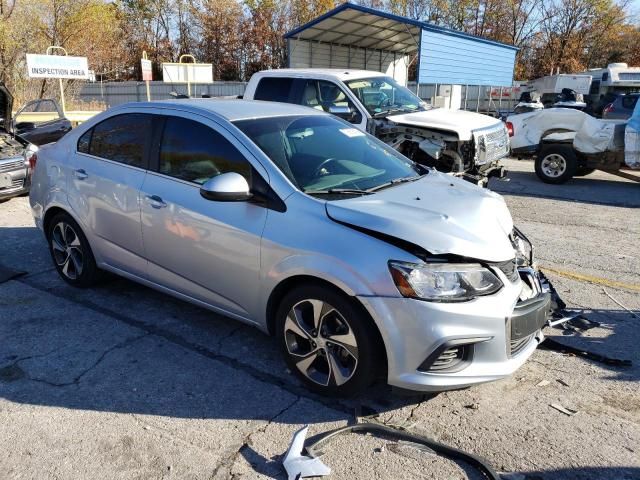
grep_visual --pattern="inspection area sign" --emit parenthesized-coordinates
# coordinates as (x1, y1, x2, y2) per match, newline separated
(26, 54, 90, 79)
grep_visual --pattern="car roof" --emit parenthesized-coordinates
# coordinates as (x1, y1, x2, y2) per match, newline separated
(114, 99, 328, 122)
(254, 68, 387, 82)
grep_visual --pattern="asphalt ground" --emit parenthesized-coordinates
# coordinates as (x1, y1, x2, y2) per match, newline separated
(0, 158, 638, 479)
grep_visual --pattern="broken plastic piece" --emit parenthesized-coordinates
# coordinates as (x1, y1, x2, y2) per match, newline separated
(550, 403, 578, 416)
(283, 426, 331, 480)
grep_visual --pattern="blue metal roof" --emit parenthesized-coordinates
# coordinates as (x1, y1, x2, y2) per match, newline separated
(285, 3, 518, 53)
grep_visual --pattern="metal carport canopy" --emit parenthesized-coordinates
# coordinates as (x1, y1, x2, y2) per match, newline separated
(285, 3, 421, 54)
(285, 3, 519, 87)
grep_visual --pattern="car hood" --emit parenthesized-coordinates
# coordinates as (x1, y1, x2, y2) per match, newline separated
(0, 83, 13, 132)
(325, 171, 515, 262)
(387, 109, 501, 141)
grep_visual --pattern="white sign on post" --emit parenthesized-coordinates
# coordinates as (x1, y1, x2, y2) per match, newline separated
(162, 63, 213, 84)
(141, 59, 153, 81)
(26, 54, 90, 79)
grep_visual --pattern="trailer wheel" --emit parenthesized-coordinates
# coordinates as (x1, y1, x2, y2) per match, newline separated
(535, 145, 577, 184)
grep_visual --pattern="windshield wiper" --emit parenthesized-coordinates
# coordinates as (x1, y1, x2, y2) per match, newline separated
(367, 175, 424, 192)
(372, 107, 416, 118)
(305, 188, 372, 195)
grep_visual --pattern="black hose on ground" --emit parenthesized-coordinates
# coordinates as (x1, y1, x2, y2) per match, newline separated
(304, 422, 501, 480)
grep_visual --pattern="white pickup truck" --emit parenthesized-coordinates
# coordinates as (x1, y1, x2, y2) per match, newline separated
(243, 69, 510, 186)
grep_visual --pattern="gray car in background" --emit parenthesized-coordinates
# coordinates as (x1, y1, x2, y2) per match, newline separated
(30, 99, 551, 396)
(602, 93, 639, 120)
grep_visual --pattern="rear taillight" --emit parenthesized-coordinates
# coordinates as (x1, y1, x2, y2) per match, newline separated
(603, 103, 614, 114)
(24, 145, 38, 180)
(506, 121, 514, 137)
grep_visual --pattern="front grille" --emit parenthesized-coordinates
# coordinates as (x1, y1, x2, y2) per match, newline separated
(1, 178, 23, 191)
(510, 334, 533, 356)
(0, 160, 24, 173)
(476, 125, 509, 164)
(495, 258, 519, 283)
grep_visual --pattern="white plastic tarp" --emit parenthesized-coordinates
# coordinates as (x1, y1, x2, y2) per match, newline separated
(625, 101, 640, 168)
(514, 108, 623, 154)
(573, 115, 620, 154)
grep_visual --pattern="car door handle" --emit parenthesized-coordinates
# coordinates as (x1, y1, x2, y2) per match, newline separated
(74, 169, 88, 180)
(145, 194, 167, 209)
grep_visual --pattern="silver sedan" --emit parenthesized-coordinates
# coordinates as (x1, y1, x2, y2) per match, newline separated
(30, 99, 551, 396)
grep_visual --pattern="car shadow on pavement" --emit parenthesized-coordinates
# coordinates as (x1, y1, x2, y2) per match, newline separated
(0, 226, 434, 426)
(541, 309, 639, 382)
(489, 170, 640, 208)
(518, 466, 640, 480)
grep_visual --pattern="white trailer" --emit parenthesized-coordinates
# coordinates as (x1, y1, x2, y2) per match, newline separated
(528, 74, 592, 95)
(577, 63, 640, 97)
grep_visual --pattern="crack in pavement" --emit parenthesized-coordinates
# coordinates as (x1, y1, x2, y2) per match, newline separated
(10, 333, 149, 387)
(15, 277, 354, 416)
(214, 325, 245, 353)
(209, 396, 302, 480)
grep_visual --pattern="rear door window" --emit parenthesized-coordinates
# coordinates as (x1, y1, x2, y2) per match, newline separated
(254, 77, 295, 102)
(158, 116, 251, 184)
(89, 113, 152, 168)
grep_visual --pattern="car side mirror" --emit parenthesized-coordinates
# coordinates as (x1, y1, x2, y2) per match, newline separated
(328, 105, 358, 122)
(200, 172, 252, 202)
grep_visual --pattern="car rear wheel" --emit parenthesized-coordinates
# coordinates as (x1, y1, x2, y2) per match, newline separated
(276, 285, 381, 397)
(535, 145, 577, 184)
(47, 212, 101, 287)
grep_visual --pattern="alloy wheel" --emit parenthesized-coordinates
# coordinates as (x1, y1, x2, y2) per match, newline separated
(540, 154, 567, 178)
(51, 222, 84, 280)
(284, 299, 358, 387)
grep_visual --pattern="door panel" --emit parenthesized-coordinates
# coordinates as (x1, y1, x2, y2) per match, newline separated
(140, 114, 268, 319)
(14, 98, 72, 145)
(140, 174, 266, 318)
(68, 156, 147, 275)
(67, 112, 153, 276)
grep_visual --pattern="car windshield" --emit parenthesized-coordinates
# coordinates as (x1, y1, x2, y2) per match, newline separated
(345, 76, 425, 116)
(234, 115, 422, 195)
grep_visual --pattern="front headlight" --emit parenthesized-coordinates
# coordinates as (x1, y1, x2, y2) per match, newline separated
(389, 261, 503, 302)
(512, 227, 533, 266)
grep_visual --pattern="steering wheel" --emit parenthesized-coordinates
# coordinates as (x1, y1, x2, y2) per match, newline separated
(376, 93, 391, 109)
(313, 158, 340, 178)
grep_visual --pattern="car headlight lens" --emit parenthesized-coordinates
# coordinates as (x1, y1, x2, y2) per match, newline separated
(512, 228, 533, 266)
(389, 261, 503, 302)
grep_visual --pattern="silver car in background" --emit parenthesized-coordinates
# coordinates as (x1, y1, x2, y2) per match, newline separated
(30, 99, 551, 396)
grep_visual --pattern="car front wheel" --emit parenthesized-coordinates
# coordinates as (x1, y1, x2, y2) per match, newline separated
(276, 285, 381, 397)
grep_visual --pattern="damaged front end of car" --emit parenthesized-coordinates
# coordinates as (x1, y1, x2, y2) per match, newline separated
(373, 117, 510, 187)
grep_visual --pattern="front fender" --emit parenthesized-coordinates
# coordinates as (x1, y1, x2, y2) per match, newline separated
(264, 252, 376, 299)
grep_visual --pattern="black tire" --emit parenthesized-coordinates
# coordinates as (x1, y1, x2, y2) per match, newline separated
(47, 212, 102, 287)
(276, 285, 382, 397)
(535, 144, 577, 184)
(575, 167, 596, 177)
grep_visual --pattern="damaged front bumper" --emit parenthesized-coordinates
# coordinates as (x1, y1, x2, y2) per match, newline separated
(358, 266, 552, 392)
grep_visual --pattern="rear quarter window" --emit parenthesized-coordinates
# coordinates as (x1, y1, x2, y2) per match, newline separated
(254, 77, 294, 102)
(77, 129, 91, 153)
